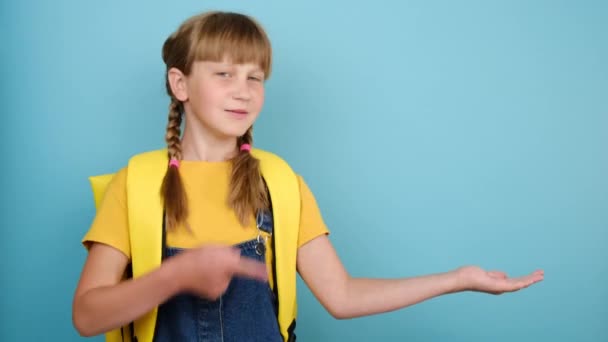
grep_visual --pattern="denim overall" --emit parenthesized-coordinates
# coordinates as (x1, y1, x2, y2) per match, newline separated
(152, 211, 283, 342)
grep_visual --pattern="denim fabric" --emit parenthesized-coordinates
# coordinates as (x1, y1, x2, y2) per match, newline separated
(153, 211, 282, 342)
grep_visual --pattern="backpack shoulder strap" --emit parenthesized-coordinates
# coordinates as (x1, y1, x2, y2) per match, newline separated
(89, 175, 125, 342)
(125, 148, 167, 342)
(252, 148, 301, 342)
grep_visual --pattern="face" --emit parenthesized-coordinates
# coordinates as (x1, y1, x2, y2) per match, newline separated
(170, 59, 266, 141)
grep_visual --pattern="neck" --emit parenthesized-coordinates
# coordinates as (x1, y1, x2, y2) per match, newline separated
(180, 122, 238, 162)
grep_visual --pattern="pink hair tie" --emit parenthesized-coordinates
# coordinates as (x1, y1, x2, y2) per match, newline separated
(169, 158, 180, 168)
(240, 143, 251, 152)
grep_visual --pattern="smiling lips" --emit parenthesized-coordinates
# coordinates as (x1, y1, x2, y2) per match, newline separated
(226, 109, 248, 115)
(225, 109, 251, 121)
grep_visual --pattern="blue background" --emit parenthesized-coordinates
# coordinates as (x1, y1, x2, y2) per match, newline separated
(2, 0, 606, 341)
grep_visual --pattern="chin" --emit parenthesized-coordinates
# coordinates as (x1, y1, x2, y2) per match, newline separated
(213, 120, 255, 139)
(220, 128, 251, 139)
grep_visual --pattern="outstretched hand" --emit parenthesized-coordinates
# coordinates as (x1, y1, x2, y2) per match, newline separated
(455, 266, 544, 295)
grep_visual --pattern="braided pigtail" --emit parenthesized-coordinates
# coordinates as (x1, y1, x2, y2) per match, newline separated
(228, 127, 269, 225)
(160, 99, 188, 230)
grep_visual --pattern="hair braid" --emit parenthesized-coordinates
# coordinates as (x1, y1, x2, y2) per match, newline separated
(160, 99, 188, 230)
(229, 127, 269, 225)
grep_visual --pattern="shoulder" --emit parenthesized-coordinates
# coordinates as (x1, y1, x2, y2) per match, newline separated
(252, 149, 309, 185)
(124, 148, 168, 178)
(127, 148, 168, 165)
(89, 149, 167, 205)
(252, 148, 288, 164)
(252, 148, 297, 175)
(96, 148, 167, 190)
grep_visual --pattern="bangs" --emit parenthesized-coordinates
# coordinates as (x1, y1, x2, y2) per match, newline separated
(192, 13, 272, 77)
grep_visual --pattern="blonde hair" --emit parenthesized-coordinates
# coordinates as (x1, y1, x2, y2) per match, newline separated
(160, 11, 271, 229)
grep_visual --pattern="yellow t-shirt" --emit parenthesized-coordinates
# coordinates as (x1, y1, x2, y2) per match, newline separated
(82, 159, 329, 287)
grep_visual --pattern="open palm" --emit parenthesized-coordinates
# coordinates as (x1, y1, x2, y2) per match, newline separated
(457, 266, 544, 294)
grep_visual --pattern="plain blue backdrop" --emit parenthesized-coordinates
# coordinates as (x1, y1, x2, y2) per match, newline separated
(1, 0, 606, 341)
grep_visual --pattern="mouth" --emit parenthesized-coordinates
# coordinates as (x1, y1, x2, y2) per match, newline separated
(226, 109, 248, 115)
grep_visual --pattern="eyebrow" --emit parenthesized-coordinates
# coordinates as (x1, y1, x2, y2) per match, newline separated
(213, 63, 264, 74)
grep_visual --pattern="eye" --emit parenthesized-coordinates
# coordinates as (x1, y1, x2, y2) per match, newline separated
(248, 76, 263, 82)
(216, 72, 231, 78)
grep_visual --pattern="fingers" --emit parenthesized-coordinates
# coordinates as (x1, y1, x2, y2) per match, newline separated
(476, 268, 544, 295)
(233, 256, 268, 282)
(483, 269, 544, 294)
(518, 270, 544, 284)
(504, 272, 544, 291)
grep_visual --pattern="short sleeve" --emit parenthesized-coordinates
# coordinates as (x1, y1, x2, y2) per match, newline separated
(82, 167, 131, 259)
(297, 175, 330, 248)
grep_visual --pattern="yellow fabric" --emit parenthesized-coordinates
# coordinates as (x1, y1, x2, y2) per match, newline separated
(254, 148, 302, 341)
(84, 149, 328, 342)
(84, 160, 328, 286)
(124, 150, 167, 342)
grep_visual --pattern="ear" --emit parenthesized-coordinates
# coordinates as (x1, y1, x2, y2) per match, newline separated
(168, 67, 189, 102)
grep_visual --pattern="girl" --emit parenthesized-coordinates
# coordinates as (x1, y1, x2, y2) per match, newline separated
(72, 11, 544, 342)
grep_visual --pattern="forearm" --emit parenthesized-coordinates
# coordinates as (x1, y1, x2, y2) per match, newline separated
(73, 260, 181, 337)
(334, 271, 462, 319)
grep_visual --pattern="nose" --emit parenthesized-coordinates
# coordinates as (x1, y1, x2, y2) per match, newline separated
(232, 78, 251, 101)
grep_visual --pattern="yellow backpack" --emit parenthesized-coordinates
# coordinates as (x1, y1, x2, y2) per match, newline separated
(89, 148, 300, 342)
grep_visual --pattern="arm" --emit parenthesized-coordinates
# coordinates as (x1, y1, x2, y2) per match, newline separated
(72, 243, 182, 337)
(297, 235, 543, 319)
(72, 242, 267, 337)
